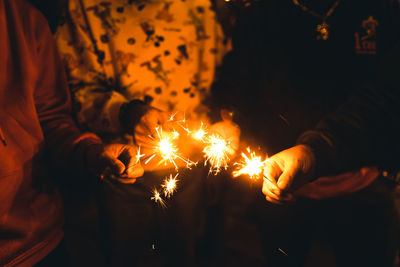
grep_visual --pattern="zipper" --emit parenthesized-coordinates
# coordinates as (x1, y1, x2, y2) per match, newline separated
(0, 126, 7, 146)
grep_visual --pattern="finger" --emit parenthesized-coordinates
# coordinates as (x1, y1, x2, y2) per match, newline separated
(265, 195, 284, 205)
(263, 163, 282, 196)
(134, 134, 156, 148)
(106, 157, 126, 176)
(262, 179, 283, 201)
(276, 167, 297, 192)
(135, 124, 153, 139)
(263, 160, 281, 183)
(123, 146, 145, 178)
(125, 163, 144, 178)
(142, 113, 160, 137)
(262, 177, 282, 197)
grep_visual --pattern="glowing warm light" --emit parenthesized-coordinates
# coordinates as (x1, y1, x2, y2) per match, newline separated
(151, 189, 166, 207)
(145, 127, 196, 170)
(162, 173, 179, 198)
(158, 138, 177, 160)
(233, 147, 268, 179)
(203, 134, 231, 174)
(135, 146, 146, 164)
(192, 122, 207, 141)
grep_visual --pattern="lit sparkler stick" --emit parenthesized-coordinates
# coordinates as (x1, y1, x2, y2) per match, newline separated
(232, 147, 269, 179)
(192, 122, 208, 142)
(203, 134, 231, 175)
(145, 127, 196, 170)
(161, 173, 179, 198)
(151, 189, 166, 207)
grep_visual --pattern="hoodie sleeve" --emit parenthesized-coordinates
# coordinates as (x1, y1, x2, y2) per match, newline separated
(297, 43, 400, 177)
(33, 10, 103, 173)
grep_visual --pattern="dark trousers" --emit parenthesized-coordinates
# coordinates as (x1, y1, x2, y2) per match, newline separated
(221, 177, 399, 267)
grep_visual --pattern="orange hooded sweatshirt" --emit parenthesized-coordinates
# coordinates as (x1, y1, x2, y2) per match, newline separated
(0, 0, 102, 265)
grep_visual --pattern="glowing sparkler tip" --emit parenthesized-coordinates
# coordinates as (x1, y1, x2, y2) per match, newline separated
(232, 147, 268, 179)
(192, 122, 208, 141)
(203, 134, 231, 175)
(151, 189, 166, 207)
(162, 173, 179, 198)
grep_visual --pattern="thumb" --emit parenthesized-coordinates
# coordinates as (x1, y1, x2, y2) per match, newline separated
(276, 166, 296, 192)
(106, 157, 126, 176)
(126, 160, 144, 178)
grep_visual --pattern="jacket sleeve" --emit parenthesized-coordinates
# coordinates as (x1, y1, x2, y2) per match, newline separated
(33, 12, 103, 173)
(297, 43, 400, 177)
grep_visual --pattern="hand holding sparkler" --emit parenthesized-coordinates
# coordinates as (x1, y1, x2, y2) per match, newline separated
(87, 144, 144, 184)
(262, 145, 316, 204)
(119, 100, 169, 148)
(233, 147, 269, 179)
(209, 110, 240, 157)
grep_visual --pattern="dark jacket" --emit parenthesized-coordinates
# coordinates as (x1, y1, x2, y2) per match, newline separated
(0, 0, 102, 265)
(210, 0, 400, 177)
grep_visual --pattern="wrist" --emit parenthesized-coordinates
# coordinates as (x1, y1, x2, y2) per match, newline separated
(119, 99, 150, 134)
(296, 130, 336, 178)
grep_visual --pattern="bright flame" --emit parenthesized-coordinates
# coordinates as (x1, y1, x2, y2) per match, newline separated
(203, 134, 231, 174)
(233, 147, 268, 179)
(192, 122, 207, 142)
(151, 189, 166, 207)
(145, 127, 196, 170)
(162, 173, 179, 198)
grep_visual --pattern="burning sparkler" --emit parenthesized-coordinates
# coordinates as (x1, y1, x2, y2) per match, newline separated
(151, 189, 166, 207)
(161, 173, 179, 198)
(203, 134, 231, 174)
(192, 122, 208, 142)
(145, 127, 196, 170)
(233, 147, 269, 179)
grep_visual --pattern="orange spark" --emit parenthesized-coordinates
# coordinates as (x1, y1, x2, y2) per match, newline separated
(161, 173, 179, 198)
(203, 134, 231, 175)
(145, 127, 196, 170)
(192, 122, 208, 142)
(233, 147, 268, 179)
(135, 146, 146, 163)
(151, 189, 166, 207)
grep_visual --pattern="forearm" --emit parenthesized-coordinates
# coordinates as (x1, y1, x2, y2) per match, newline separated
(297, 84, 400, 177)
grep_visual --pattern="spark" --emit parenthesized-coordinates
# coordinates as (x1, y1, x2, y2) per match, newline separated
(192, 122, 207, 142)
(203, 134, 231, 175)
(233, 147, 268, 179)
(135, 146, 146, 163)
(161, 173, 179, 198)
(151, 189, 166, 207)
(145, 127, 196, 170)
(144, 153, 156, 165)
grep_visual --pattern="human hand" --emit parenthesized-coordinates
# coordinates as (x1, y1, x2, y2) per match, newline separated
(209, 109, 241, 157)
(134, 108, 169, 148)
(262, 145, 316, 204)
(119, 100, 169, 147)
(86, 144, 144, 184)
